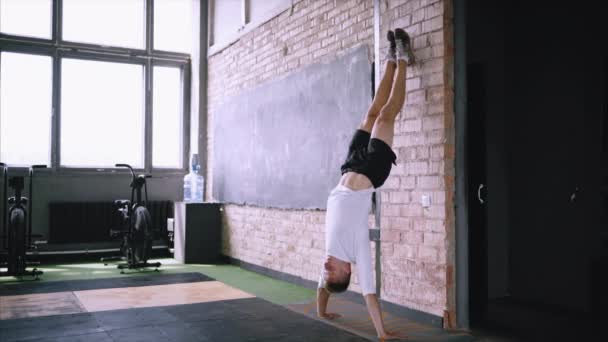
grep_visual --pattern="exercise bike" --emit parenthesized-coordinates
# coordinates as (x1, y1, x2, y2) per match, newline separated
(101, 164, 161, 273)
(0, 163, 46, 279)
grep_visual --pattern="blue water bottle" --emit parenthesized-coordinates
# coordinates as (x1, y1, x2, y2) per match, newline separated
(183, 154, 204, 203)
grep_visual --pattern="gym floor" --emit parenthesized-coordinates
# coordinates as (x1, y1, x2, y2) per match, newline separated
(0, 259, 475, 341)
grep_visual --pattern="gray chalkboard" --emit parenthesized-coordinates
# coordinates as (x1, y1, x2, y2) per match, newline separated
(213, 45, 372, 209)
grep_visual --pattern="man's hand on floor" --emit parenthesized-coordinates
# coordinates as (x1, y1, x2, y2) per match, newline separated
(318, 312, 342, 320)
(379, 331, 408, 341)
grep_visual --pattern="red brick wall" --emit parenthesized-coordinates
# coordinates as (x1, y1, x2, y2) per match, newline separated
(207, 0, 455, 320)
(377, 0, 455, 320)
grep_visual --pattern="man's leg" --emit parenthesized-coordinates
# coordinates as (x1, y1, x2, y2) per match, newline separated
(360, 61, 396, 132)
(360, 31, 398, 133)
(371, 29, 412, 146)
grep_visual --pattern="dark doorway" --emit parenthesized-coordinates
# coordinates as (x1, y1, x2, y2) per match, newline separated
(460, 0, 608, 340)
(466, 62, 488, 326)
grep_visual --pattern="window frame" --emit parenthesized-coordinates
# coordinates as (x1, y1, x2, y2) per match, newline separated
(208, 0, 292, 56)
(0, 0, 191, 176)
(0, 47, 55, 167)
(151, 60, 190, 170)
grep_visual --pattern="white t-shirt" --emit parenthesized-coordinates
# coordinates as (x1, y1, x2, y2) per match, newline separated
(318, 184, 376, 295)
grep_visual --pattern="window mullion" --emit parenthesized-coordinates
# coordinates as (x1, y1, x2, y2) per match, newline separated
(145, 0, 154, 173)
(51, 0, 61, 170)
(51, 51, 61, 171)
(145, 60, 153, 173)
(147, 0, 154, 54)
(183, 63, 191, 172)
(54, 0, 62, 43)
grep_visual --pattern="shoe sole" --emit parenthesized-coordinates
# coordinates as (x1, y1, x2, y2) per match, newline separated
(394, 28, 410, 45)
(387, 30, 396, 49)
(394, 28, 415, 64)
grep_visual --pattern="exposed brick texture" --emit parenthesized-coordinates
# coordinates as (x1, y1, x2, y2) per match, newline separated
(207, 0, 454, 319)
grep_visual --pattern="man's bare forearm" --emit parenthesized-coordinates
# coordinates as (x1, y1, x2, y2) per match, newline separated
(364, 294, 387, 337)
(317, 288, 342, 320)
(317, 288, 330, 316)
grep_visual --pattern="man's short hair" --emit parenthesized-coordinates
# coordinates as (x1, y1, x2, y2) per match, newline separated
(324, 274, 351, 294)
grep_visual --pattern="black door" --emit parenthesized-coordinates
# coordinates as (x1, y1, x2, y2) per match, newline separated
(467, 62, 488, 326)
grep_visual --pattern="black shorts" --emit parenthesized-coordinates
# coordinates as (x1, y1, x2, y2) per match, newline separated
(340, 129, 397, 188)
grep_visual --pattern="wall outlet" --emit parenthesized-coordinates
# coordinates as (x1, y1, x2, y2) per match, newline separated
(422, 194, 431, 208)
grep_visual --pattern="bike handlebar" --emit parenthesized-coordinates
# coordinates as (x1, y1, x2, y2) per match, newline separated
(115, 164, 135, 179)
(115, 164, 152, 180)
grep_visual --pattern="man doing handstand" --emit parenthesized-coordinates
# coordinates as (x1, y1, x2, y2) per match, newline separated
(317, 28, 415, 341)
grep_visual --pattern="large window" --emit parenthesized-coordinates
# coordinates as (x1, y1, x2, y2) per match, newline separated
(62, 0, 145, 49)
(209, 0, 290, 54)
(153, 66, 183, 168)
(0, 0, 52, 39)
(61, 59, 145, 168)
(0, 52, 53, 165)
(154, 0, 193, 53)
(0, 0, 193, 171)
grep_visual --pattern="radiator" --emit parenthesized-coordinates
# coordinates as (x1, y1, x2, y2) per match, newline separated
(49, 201, 174, 244)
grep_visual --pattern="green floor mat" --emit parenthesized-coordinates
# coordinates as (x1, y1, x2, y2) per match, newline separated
(0, 258, 315, 305)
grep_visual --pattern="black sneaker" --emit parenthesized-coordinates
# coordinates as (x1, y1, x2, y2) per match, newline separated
(386, 30, 396, 61)
(387, 30, 396, 49)
(394, 28, 415, 65)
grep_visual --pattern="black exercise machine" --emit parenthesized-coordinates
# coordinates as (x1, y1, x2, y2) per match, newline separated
(0, 163, 47, 279)
(101, 164, 161, 273)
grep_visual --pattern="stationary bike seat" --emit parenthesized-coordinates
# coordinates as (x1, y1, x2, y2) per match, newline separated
(8, 197, 28, 205)
(114, 200, 130, 207)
